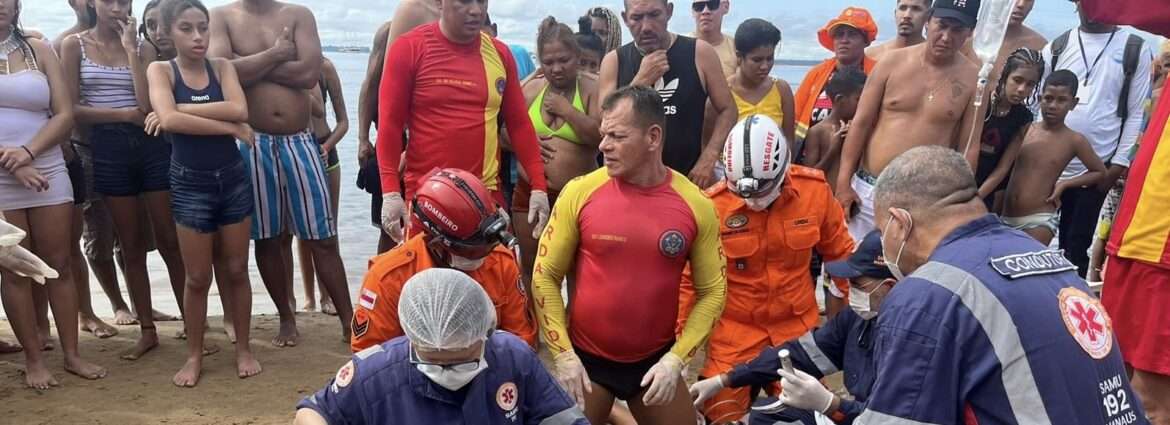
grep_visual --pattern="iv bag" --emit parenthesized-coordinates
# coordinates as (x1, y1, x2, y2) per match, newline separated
(972, 0, 1015, 66)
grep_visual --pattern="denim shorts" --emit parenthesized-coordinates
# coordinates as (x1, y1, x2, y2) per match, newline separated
(170, 159, 254, 233)
(91, 123, 172, 197)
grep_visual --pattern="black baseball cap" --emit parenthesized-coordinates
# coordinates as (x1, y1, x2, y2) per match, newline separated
(826, 230, 895, 280)
(932, 0, 981, 29)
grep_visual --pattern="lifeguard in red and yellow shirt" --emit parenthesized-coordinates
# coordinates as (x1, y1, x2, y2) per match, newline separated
(376, 1, 550, 242)
(532, 87, 727, 425)
(351, 169, 535, 352)
(681, 115, 854, 423)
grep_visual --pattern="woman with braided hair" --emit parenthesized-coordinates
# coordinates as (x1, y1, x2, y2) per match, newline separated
(975, 47, 1044, 213)
(585, 6, 622, 53)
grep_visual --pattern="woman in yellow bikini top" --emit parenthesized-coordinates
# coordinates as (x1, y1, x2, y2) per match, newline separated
(728, 19, 796, 146)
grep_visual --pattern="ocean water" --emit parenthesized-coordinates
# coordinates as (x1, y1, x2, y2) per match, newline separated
(65, 53, 813, 318)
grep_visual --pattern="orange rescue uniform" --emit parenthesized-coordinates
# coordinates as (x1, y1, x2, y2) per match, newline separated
(681, 165, 855, 422)
(350, 235, 537, 352)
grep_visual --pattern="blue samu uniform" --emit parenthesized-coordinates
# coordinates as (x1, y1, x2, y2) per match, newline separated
(727, 308, 876, 425)
(857, 215, 1148, 425)
(297, 332, 587, 425)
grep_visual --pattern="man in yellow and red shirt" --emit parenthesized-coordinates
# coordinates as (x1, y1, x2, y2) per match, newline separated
(681, 115, 854, 423)
(351, 169, 535, 352)
(533, 86, 727, 425)
(377, 0, 550, 242)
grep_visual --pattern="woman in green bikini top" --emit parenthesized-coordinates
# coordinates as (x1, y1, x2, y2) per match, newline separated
(513, 16, 602, 293)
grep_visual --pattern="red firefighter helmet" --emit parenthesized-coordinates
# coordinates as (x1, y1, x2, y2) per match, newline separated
(412, 169, 515, 258)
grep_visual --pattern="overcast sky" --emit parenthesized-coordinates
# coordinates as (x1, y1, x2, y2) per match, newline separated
(20, 0, 1164, 60)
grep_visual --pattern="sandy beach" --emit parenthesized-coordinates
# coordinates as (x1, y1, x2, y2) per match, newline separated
(0, 312, 350, 425)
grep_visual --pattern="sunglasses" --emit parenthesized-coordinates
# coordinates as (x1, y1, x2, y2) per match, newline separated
(692, 0, 720, 13)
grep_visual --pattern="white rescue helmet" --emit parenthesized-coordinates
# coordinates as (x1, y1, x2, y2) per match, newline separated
(723, 115, 790, 198)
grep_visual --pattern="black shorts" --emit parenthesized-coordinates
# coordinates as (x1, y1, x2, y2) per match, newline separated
(66, 147, 86, 205)
(578, 343, 673, 401)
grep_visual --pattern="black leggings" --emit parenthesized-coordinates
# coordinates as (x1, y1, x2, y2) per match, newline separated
(1058, 186, 1107, 277)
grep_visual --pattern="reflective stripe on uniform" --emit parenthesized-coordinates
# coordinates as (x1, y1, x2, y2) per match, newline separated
(355, 344, 385, 360)
(914, 261, 1054, 425)
(538, 407, 585, 425)
(798, 331, 839, 375)
(854, 409, 942, 425)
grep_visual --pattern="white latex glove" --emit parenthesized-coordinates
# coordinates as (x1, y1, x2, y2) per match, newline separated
(528, 190, 550, 239)
(640, 352, 684, 406)
(776, 368, 834, 414)
(0, 245, 58, 284)
(689, 374, 726, 409)
(0, 215, 26, 246)
(380, 192, 406, 243)
(553, 352, 592, 406)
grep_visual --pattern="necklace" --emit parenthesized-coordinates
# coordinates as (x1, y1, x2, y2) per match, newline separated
(920, 55, 944, 103)
(0, 27, 22, 74)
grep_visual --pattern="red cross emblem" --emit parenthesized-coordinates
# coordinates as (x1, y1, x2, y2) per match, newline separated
(497, 382, 518, 411)
(1059, 288, 1113, 359)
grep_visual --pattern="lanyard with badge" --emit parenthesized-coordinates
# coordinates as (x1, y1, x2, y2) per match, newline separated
(1076, 29, 1117, 105)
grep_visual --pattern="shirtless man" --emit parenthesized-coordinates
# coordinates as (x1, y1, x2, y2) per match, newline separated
(356, 0, 440, 253)
(835, 0, 983, 240)
(866, 0, 931, 61)
(963, 0, 1047, 86)
(1002, 70, 1106, 245)
(209, 0, 353, 346)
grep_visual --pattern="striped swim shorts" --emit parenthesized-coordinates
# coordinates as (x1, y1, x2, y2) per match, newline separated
(239, 129, 336, 241)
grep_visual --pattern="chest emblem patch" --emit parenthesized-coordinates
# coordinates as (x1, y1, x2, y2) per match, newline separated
(659, 230, 687, 258)
(332, 360, 355, 393)
(495, 77, 507, 95)
(726, 214, 748, 229)
(1058, 287, 1113, 360)
(496, 382, 519, 411)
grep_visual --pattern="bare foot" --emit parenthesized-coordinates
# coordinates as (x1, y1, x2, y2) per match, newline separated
(80, 315, 119, 338)
(321, 300, 337, 316)
(302, 300, 317, 312)
(39, 328, 53, 351)
(174, 329, 186, 340)
(64, 357, 108, 380)
(23, 362, 58, 390)
(152, 310, 180, 321)
(271, 320, 299, 347)
(113, 309, 137, 325)
(0, 339, 22, 353)
(203, 344, 221, 356)
(173, 357, 202, 387)
(222, 319, 237, 344)
(237, 351, 262, 379)
(120, 331, 159, 360)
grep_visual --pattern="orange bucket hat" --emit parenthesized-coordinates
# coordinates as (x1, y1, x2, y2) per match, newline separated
(817, 7, 878, 52)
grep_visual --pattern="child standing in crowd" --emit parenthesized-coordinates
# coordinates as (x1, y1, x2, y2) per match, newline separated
(300, 57, 347, 315)
(60, 0, 186, 361)
(143, 0, 260, 387)
(975, 48, 1043, 212)
(141, 0, 176, 60)
(802, 67, 867, 192)
(0, 0, 108, 389)
(575, 16, 605, 74)
(1002, 70, 1106, 245)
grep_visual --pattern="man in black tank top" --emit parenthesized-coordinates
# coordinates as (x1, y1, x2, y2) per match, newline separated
(600, 0, 737, 189)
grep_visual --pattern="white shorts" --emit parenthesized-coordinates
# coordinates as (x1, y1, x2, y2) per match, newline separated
(848, 173, 876, 242)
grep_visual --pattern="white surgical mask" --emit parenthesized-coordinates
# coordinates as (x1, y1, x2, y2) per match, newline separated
(881, 213, 911, 280)
(448, 254, 486, 271)
(416, 354, 489, 391)
(743, 184, 783, 212)
(849, 284, 881, 320)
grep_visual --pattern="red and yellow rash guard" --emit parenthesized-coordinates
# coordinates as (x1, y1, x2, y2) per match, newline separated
(533, 169, 726, 363)
(376, 23, 547, 198)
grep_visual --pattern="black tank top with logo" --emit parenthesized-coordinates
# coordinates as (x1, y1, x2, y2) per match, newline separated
(616, 36, 707, 174)
(170, 59, 240, 170)
(976, 104, 1034, 192)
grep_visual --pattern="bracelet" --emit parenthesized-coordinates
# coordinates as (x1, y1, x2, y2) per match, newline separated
(21, 146, 35, 160)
